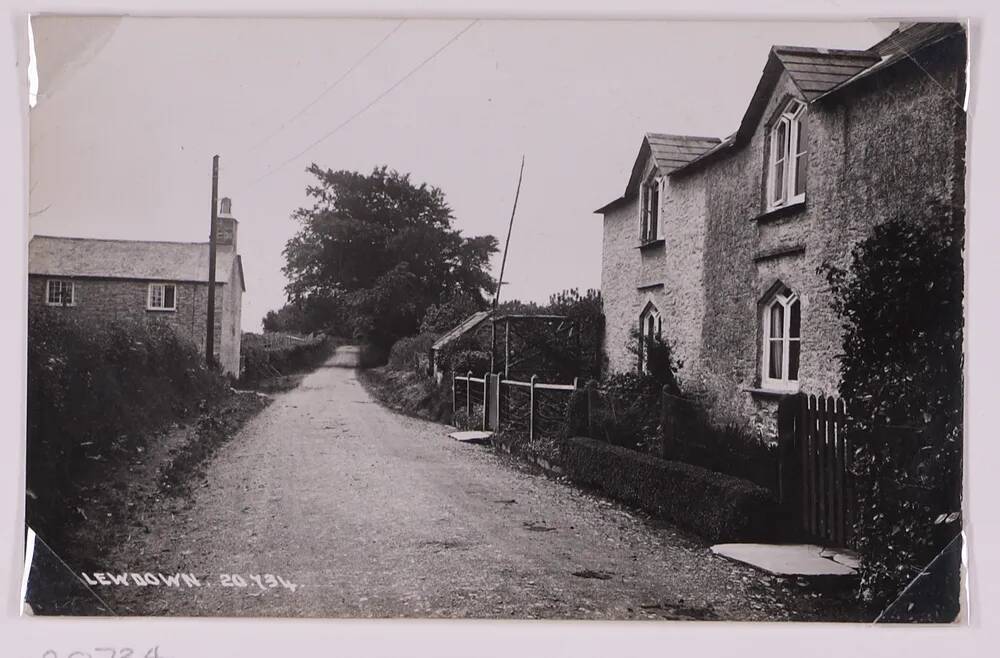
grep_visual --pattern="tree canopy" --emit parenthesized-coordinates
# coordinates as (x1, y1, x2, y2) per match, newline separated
(280, 165, 498, 347)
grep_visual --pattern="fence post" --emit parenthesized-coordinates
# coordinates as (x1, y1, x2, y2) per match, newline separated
(466, 370, 473, 417)
(482, 373, 489, 431)
(586, 381, 597, 438)
(452, 372, 457, 416)
(529, 374, 538, 442)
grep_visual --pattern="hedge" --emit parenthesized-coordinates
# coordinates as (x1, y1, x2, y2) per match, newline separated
(557, 436, 778, 543)
(27, 309, 230, 549)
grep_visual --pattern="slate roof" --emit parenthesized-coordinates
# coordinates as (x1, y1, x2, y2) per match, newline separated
(28, 235, 245, 291)
(668, 23, 963, 178)
(771, 46, 881, 102)
(595, 133, 721, 213)
(431, 310, 492, 351)
(813, 22, 965, 101)
(595, 22, 964, 210)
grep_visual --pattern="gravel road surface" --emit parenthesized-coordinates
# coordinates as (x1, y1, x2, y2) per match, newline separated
(100, 351, 801, 620)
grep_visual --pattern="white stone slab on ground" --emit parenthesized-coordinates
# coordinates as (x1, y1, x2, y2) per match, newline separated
(710, 543, 858, 576)
(448, 430, 493, 443)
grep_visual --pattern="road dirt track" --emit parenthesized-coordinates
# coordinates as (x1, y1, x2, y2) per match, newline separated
(103, 354, 794, 619)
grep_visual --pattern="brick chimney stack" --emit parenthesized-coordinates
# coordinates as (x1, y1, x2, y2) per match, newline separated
(216, 197, 238, 250)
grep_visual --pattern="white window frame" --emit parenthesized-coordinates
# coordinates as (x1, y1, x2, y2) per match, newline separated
(767, 99, 807, 210)
(638, 304, 663, 374)
(45, 279, 75, 306)
(147, 282, 178, 311)
(761, 290, 801, 392)
(640, 171, 661, 244)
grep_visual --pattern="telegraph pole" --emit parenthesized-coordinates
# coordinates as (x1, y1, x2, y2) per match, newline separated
(205, 155, 219, 367)
(493, 155, 524, 311)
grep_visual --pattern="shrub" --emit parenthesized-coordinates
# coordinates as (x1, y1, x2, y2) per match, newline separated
(558, 437, 777, 543)
(357, 366, 454, 423)
(239, 333, 335, 384)
(585, 372, 662, 451)
(388, 331, 440, 374)
(26, 309, 229, 549)
(822, 208, 963, 615)
(419, 294, 484, 334)
(446, 348, 491, 376)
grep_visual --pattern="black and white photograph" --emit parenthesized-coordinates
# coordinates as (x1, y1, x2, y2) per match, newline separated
(21, 15, 967, 624)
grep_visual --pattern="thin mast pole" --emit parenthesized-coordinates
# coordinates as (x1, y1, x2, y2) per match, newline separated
(493, 155, 524, 311)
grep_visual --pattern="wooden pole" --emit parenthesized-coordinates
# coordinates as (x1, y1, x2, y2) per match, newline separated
(529, 374, 537, 442)
(466, 370, 472, 416)
(492, 156, 524, 312)
(205, 155, 220, 367)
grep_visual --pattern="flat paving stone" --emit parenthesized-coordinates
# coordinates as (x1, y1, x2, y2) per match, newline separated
(710, 543, 858, 576)
(447, 430, 493, 442)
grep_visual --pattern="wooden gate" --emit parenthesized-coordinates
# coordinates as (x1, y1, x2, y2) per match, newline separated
(777, 393, 856, 547)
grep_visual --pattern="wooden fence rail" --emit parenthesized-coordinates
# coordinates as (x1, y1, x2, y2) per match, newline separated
(454, 372, 577, 439)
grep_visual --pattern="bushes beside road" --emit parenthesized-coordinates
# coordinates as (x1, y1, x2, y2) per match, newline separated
(26, 309, 266, 557)
(558, 437, 777, 543)
(492, 429, 777, 544)
(239, 332, 338, 387)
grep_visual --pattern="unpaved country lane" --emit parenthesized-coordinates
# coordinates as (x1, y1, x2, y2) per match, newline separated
(106, 353, 786, 619)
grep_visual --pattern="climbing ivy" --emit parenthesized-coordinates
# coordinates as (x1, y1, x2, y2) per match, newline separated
(821, 205, 964, 616)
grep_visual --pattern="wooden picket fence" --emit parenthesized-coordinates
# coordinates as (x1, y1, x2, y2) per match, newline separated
(453, 371, 577, 440)
(777, 393, 856, 547)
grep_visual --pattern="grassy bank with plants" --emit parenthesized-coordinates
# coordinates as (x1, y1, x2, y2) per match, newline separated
(238, 332, 340, 392)
(26, 309, 269, 576)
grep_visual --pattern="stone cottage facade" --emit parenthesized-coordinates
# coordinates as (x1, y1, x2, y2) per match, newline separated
(596, 23, 967, 436)
(28, 198, 246, 375)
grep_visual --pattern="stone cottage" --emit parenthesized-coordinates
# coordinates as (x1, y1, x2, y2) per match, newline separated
(595, 23, 966, 436)
(28, 198, 246, 375)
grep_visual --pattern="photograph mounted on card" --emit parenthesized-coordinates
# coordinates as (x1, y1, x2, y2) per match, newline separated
(22, 16, 967, 621)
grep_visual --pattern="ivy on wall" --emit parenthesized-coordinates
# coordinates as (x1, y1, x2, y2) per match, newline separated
(821, 204, 964, 616)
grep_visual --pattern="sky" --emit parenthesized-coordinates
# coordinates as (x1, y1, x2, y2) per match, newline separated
(28, 17, 894, 331)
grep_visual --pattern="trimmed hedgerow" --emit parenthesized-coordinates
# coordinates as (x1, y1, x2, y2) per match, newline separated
(558, 436, 777, 543)
(822, 207, 964, 617)
(26, 309, 230, 549)
(239, 333, 336, 385)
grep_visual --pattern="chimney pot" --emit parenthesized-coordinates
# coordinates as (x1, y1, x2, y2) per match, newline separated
(220, 197, 232, 215)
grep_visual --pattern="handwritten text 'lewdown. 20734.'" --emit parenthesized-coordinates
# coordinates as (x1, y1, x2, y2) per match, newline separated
(80, 572, 300, 592)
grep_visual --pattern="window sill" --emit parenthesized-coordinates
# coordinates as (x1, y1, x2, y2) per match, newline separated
(636, 282, 664, 291)
(744, 386, 799, 398)
(636, 238, 665, 251)
(146, 308, 178, 313)
(752, 200, 807, 224)
(44, 303, 76, 308)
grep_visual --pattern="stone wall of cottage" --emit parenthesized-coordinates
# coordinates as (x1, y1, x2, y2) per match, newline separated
(600, 163, 708, 384)
(690, 32, 966, 436)
(601, 198, 642, 374)
(28, 276, 240, 375)
(600, 32, 965, 439)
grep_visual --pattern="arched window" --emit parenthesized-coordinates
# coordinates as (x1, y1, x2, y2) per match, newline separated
(768, 99, 807, 209)
(761, 289, 800, 390)
(640, 170, 661, 243)
(638, 303, 662, 373)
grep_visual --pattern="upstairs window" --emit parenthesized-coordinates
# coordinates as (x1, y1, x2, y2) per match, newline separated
(45, 280, 75, 306)
(147, 283, 177, 311)
(761, 289, 801, 391)
(640, 171, 660, 243)
(768, 99, 807, 209)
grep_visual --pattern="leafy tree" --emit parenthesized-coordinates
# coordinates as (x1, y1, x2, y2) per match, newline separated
(419, 292, 486, 334)
(262, 303, 307, 333)
(282, 165, 498, 348)
(821, 205, 964, 617)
